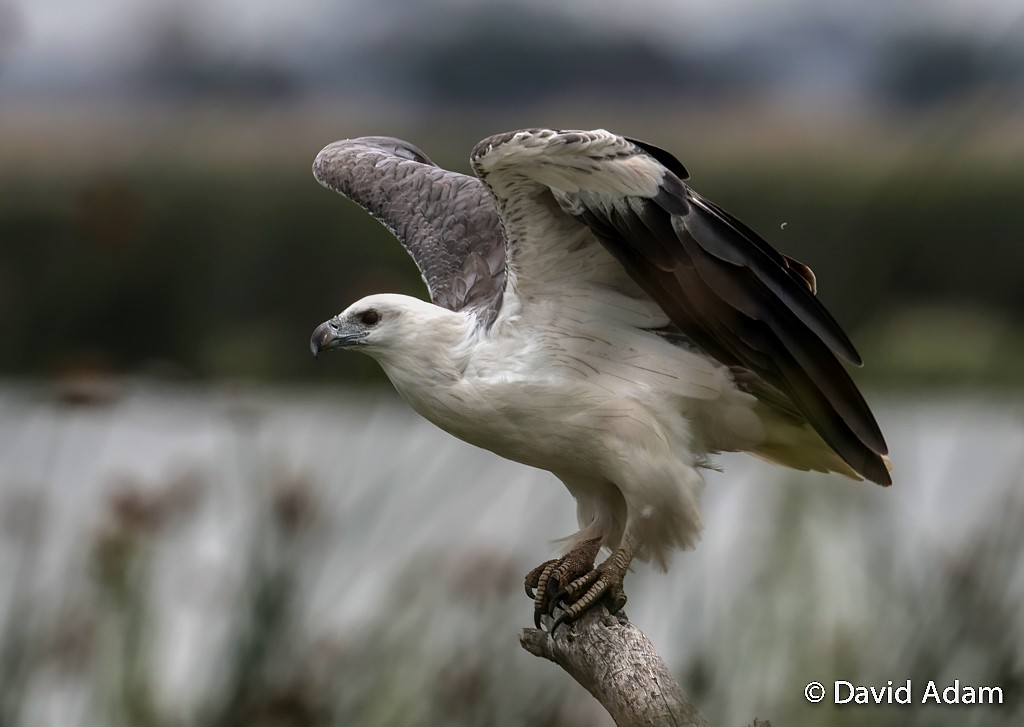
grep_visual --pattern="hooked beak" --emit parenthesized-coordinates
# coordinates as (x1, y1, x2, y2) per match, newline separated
(310, 318, 367, 358)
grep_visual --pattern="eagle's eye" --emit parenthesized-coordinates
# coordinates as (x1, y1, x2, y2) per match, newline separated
(359, 309, 381, 326)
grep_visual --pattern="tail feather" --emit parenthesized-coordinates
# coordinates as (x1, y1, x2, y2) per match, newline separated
(750, 400, 894, 484)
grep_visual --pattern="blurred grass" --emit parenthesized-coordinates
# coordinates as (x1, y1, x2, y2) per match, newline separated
(0, 440, 612, 727)
(0, 388, 1021, 726)
(2, 102, 1023, 388)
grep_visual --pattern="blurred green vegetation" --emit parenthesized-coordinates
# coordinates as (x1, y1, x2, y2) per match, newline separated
(2, 122, 1023, 388)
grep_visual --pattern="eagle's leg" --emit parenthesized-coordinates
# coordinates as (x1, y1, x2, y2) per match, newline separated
(525, 538, 602, 628)
(549, 534, 638, 632)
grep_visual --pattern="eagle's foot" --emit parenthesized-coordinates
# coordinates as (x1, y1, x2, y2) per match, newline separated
(525, 538, 602, 629)
(549, 548, 631, 633)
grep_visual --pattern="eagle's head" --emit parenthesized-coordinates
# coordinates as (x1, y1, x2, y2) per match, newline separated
(310, 294, 472, 375)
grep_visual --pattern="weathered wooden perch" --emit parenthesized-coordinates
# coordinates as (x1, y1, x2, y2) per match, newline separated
(520, 605, 710, 726)
(520, 606, 772, 727)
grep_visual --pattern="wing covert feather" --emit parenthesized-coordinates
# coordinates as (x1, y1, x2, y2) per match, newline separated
(313, 137, 505, 314)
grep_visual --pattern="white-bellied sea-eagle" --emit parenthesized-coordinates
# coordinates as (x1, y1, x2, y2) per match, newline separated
(309, 129, 891, 630)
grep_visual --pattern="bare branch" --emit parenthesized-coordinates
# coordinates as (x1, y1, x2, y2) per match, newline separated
(520, 606, 712, 727)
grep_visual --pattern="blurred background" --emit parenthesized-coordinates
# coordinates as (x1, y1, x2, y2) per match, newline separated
(1, 1, 1023, 725)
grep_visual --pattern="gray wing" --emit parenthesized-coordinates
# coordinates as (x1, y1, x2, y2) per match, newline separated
(313, 136, 505, 315)
(472, 129, 889, 485)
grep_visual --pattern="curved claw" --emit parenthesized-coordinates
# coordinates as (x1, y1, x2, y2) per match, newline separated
(609, 594, 628, 614)
(525, 583, 536, 599)
(551, 588, 570, 610)
(534, 610, 543, 629)
(545, 576, 561, 602)
(551, 611, 571, 634)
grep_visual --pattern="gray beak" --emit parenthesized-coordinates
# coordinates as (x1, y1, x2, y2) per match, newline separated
(310, 318, 367, 357)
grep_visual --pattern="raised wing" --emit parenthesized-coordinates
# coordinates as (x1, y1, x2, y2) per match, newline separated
(471, 128, 889, 485)
(313, 137, 505, 316)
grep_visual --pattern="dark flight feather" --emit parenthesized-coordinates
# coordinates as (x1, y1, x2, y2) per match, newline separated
(551, 139, 889, 484)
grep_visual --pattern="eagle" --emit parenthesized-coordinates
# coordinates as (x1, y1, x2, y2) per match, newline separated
(309, 129, 891, 630)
